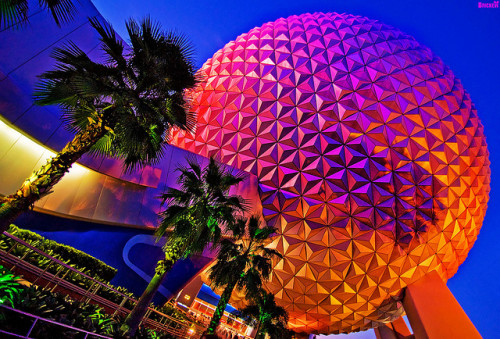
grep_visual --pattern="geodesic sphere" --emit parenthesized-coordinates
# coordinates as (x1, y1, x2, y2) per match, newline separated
(171, 12, 490, 334)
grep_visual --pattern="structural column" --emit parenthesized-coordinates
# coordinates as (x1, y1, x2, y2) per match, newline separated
(403, 270, 481, 339)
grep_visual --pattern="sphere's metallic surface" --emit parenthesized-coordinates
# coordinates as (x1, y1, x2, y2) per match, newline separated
(172, 12, 490, 334)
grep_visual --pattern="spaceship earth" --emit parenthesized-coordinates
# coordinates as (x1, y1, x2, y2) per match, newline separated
(171, 12, 490, 334)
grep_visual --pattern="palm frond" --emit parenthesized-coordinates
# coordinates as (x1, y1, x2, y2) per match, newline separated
(112, 113, 167, 172)
(0, 0, 28, 28)
(89, 17, 127, 69)
(35, 15, 199, 171)
(157, 157, 246, 268)
(227, 217, 247, 239)
(183, 159, 203, 181)
(40, 0, 77, 26)
(164, 30, 195, 63)
(34, 41, 117, 108)
(208, 214, 282, 313)
(239, 268, 263, 295)
(254, 224, 277, 240)
(86, 132, 115, 157)
(258, 246, 283, 260)
(251, 255, 273, 280)
(157, 204, 191, 238)
(240, 289, 290, 338)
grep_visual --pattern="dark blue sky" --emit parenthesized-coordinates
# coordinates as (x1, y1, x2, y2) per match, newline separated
(92, 1, 500, 337)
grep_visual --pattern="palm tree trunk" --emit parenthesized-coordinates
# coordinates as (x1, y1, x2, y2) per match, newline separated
(206, 280, 237, 335)
(255, 320, 263, 339)
(122, 238, 185, 337)
(0, 118, 106, 232)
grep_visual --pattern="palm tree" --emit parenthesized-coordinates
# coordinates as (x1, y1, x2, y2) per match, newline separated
(0, 17, 197, 232)
(239, 289, 290, 339)
(205, 215, 282, 335)
(1, 0, 77, 29)
(122, 157, 247, 336)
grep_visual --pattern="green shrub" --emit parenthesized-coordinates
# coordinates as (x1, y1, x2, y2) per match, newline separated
(1, 285, 177, 338)
(0, 225, 117, 282)
(1, 286, 119, 337)
(0, 225, 142, 319)
(0, 265, 24, 308)
(20, 287, 116, 331)
(149, 302, 190, 324)
(0, 266, 116, 337)
(0, 228, 190, 336)
(97, 283, 137, 309)
(0, 266, 186, 339)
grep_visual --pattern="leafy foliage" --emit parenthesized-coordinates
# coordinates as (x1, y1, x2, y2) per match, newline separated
(0, 225, 117, 282)
(0, 265, 24, 307)
(157, 157, 247, 256)
(0, 282, 176, 338)
(208, 216, 281, 296)
(124, 157, 247, 336)
(206, 215, 282, 333)
(0, 266, 120, 336)
(0, 226, 190, 325)
(238, 289, 290, 339)
(0, 0, 77, 29)
(15, 286, 118, 335)
(0, 263, 186, 339)
(34, 16, 198, 172)
(149, 302, 191, 324)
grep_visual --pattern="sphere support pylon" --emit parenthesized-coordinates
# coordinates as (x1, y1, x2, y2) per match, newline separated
(403, 271, 481, 339)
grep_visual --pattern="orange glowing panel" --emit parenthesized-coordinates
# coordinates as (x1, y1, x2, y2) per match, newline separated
(171, 12, 490, 334)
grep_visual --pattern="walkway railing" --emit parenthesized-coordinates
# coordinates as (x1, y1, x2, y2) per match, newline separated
(0, 304, 112, 339)
(0, 231, 205, 338)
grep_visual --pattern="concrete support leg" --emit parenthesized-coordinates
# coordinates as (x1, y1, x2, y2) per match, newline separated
(403, 270, 481, 339)
(374, 317, 413, 339)
(176, 275, 204, 308)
